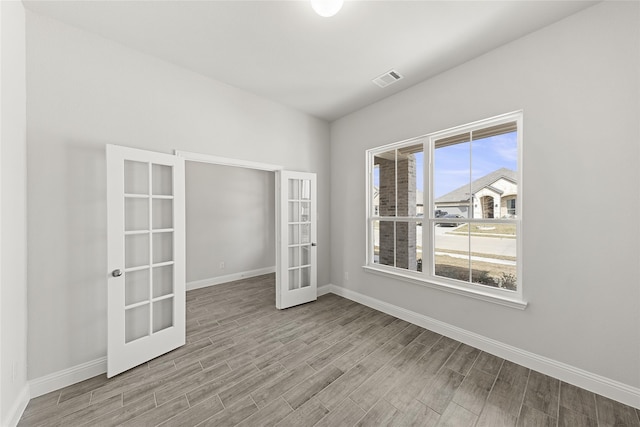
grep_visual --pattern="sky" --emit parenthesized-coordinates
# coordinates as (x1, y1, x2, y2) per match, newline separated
(374, 131, 518, 199)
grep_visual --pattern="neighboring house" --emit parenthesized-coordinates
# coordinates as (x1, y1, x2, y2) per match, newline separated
(435, 168, 517, 219)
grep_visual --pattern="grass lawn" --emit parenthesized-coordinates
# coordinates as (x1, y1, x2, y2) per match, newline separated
(449, 223, 516, 237)
(435, 248, 516, 262)
(434, 253, 517, 290)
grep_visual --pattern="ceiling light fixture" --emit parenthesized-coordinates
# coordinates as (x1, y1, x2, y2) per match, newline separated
(310, 0, 344, 17)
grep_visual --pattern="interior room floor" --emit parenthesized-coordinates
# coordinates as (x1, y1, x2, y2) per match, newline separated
(18, 274, 640, 426)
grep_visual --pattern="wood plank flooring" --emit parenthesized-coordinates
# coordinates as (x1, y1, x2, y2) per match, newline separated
(18, 274, 640, 426)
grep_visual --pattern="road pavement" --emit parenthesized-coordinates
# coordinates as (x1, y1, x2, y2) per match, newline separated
(420, 225, 516, 258)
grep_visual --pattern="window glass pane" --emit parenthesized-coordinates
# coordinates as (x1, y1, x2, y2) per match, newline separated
(288, 224, 299, 245)
(375, 220, 395, 267)
(152, 164, 173, 196)
(374, 150, 396, 217)
(394, 221, 422, 271)
(397, 143, 423, 217)
(470, 223, 517, 290)
(152, 232, 173, 264)
(152, 198, 173, 230)
(505, 198, 517, 217)
(434, 134, 471, 219)
(373, 220, 380, 263)
(125, 233, 149, 268)
(373, 164, 380, 216)
(125, 197, 148, 231)
(300, 224, 310, 244)
(153, 298, 173, 333)
(125, 268, 149, 306)
(288, 269, 299, 290)
(288, 246, 300, 268)
(417, 221, 423, 272)
(124, 161, 148, 195)
(300, 267, 311, 288)
(288, 202, 300, 222)
(434, 222, 470, 282)
(300, 202, 310, 222)
(288, 179, 299, 200)
(301, 180, 311, 200)
(125, 304, 149, 343)
(471, 129, 518, 219)
(301, 245, 310, 266)
(153, 264, 173, 298)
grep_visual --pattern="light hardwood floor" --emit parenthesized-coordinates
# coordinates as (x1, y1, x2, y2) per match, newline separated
(18, 274, 640, 426)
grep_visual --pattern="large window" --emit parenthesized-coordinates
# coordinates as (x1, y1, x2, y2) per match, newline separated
(366, 112, 523, 307)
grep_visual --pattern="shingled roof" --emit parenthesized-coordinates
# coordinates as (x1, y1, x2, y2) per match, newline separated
(435, 168, 517, 203)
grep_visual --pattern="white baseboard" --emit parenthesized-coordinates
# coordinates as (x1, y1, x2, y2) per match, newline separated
(29, 357, 107, 399)
(4, 384, 30, 427)
(325, 284, 640, 410)
(27, 267, 275, 400)
(187, 266, 276, 291)
(317, 284, 332, 296)
(25, 282, 640, 412)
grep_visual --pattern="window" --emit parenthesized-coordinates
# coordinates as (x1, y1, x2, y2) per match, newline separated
(506, 198, 516, 216)
(366, 112, 524, 307)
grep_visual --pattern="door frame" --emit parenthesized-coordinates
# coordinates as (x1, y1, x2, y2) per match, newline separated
(174, 150, 287, 305)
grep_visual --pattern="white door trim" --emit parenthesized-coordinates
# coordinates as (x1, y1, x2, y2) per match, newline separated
(173, 150, 297, 310)
(174, 150, 283, 172)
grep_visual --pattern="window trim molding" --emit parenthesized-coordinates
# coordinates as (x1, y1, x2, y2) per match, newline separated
(362, 264, 528, 310)
(364, 111, 526, 308)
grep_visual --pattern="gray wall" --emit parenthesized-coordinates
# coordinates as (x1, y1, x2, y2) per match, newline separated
(186, 162, 275, 284)
(331, 1, 639, 389)
(1, 1, 29, 424)
(26, 11, 330, 380)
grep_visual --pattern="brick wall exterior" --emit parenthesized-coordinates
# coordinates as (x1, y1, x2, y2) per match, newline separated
(376, 154, 417, 270)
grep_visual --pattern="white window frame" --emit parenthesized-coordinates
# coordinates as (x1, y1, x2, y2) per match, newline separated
(364, 111, 526, 309)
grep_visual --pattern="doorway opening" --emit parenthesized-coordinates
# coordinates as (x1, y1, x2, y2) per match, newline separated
(177, 151, 282, 294)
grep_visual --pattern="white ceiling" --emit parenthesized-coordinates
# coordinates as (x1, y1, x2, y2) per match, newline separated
(23, 0, 598, 122)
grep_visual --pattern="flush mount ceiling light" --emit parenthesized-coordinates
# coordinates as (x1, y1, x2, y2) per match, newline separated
(310, 0, 344, 17)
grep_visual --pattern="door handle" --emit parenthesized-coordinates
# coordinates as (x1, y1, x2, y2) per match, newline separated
(311, 243, 317, 247)
(112, 269, 123, 277)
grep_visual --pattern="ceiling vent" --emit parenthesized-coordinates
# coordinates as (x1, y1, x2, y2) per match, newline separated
(372, 70, 403, 88)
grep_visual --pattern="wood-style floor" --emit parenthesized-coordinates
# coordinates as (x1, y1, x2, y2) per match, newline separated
(19, 274, 640, 427)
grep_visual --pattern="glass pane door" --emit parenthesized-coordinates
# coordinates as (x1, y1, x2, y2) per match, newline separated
(287, 178, 313, 290)
(277, 171, 317, 309)
(107, 144, 185, 378)
(123, 160, 175, 342)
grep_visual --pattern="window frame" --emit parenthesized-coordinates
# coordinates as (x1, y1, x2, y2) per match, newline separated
(364, 111, 526, 309)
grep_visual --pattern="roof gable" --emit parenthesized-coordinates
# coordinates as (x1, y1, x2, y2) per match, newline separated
(435, 168, 517, 204)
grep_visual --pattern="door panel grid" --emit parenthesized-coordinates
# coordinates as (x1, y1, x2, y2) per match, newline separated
(277, 171, 317, 309)
(123, 160, 175, 343)
(108, 145, 185, 378)
(287, 178, 312, 290)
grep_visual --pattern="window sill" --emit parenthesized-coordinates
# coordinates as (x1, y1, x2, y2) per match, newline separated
(362, 265, 528, 310)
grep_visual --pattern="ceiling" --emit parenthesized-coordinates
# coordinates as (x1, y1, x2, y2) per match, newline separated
(23, 0, 598, 122)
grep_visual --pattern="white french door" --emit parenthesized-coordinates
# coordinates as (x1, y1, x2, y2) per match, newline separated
(277, 171, 317, 309)
(106, 145, 186, 377)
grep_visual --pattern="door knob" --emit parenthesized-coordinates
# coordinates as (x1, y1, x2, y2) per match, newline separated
(311, 243, 317, 247)
(112, 269, 123, 277)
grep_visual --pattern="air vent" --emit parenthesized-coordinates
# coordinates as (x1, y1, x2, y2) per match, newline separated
(372, 69, 403, 88)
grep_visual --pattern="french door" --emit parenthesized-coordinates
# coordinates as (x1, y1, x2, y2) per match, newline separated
(277, 171, 317, 309)
(106, 145, 186, 377)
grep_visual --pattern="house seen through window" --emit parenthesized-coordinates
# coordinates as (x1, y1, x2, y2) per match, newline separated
(368, 112, 522, 300)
